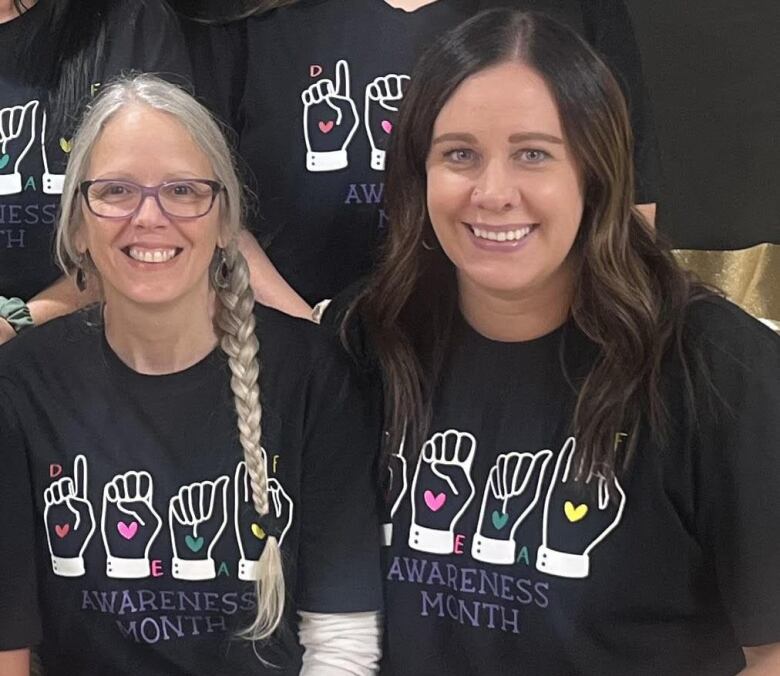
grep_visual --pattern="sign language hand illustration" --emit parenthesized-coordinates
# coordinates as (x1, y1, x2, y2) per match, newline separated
(381, 431, 409, 546)
(43, 454, 96, 577)
(101, 470, 162, 579)
(168, 475, 230, 581)
(234, 460, 293, 581)
(302, 59, 359, 172)
(409, 430, 476, 554)
(536, 437, 626, 579)
(40, 110, 67, 195)
(0, 99, 39, 195)
(364, 73, 409, 171)
(472, 449, 552, 565)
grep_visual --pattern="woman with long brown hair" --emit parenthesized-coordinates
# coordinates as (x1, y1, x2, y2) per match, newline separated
(342, 10, 780, 674)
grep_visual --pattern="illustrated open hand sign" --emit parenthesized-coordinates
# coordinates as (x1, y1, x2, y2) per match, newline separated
(409, 430, 476, 554)
(43, 455, 96, 577)
(364, 73, 409, 171)
(40, 110, 68, 195)
(0, 99, 39, 195)
(381, 431, 409, 546)
(234, 459, 293, 581)
(536, 437, 626, 578)
(302, 59, 359, 172)
(101, 470, 162, 579)
(168, 475, 230, 580)
(472, 449, 552, 565)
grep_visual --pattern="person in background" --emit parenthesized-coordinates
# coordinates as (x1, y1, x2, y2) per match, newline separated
(0, 0, 310, 346)
(174, 0, 659, 310)
(342, 10, 780, 674)
(0, 74, 381, 676)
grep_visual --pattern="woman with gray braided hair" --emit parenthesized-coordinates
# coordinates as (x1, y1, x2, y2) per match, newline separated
(0, 73, 382, 675)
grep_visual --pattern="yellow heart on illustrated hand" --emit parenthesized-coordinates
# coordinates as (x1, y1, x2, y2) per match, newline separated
(564, 501, 589, 522)
(251, 523, 267, 540)
(59, 137, 73, 153)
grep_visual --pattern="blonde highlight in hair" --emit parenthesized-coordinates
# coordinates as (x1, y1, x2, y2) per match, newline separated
(56, 73, 284, 640)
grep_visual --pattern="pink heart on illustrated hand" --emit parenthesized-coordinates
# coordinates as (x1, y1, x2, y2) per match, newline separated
(381, 120, 393, 134)
(55, 523, 70, 538)
(117, 521, 139, 540)
(424, 490, 446, 512)
(318, 120, 335, 134)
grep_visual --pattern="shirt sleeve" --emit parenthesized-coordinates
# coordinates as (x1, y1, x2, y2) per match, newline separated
(692, 307, 780, 646)
(0, 381, 41, 650)
(581, 0, 661, 204)
(295, 340, 383, 614)
(299, 610, 382, 675)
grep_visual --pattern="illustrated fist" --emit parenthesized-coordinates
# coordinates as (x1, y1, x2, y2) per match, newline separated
(0, 99, 39, 195)
(472, 449, 552, 565)
(169, 475, 230, 580)
(43, 455, 96, 577)
(536, 437, 626, 578)
(364, 73, 409, 171)
(302, 60, 359, 172)
(100, 470, 162, 578)
(234, 460, 294, 581)
(409, 430, 476, 554)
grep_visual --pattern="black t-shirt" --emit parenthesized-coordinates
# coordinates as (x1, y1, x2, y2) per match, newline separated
(378, 297, 780, 675)
(184, 0, 659, 306)
(0, 0, 192, 300)
(0, 304, 382, 675)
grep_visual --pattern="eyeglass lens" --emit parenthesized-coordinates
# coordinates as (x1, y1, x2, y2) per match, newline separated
(86, 181, 216, 218)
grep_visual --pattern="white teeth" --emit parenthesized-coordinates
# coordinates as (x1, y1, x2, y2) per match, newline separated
(471, 225, 533, 242)
(128, 247, 177, 263)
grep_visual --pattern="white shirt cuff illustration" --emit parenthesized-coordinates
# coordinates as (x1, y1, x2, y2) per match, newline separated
(172, 556, 216, 581)
(106, 554, 151, 579)
(307, 149, 348, 172)
(536, 544, 590, 578)
(381, 523, 393, 547)
(43, 171, 64, 195)
(51, 554, 86, 577)
(472, 534, 516, 565)
(238, 557, 261, 582)
(0, 172, 22, 195)
(370, 148, 386, 172)
(408, 524, 455, 555)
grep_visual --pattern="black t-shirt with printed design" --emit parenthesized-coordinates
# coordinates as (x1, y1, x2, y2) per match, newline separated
(183, 0, 659, 306)
(0, 0, 191, 301)
(377, 296, 780, 675)
(0, 304, 382, 675)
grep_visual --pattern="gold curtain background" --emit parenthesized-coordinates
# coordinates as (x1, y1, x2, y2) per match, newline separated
(675, 243, 780, 331)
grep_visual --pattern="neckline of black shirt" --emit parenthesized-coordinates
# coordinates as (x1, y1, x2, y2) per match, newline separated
(84, 305, 226, 397)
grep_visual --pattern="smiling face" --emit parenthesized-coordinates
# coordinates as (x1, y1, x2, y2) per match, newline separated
(426, 60, 584, 310)
(75, 105, 224, 309)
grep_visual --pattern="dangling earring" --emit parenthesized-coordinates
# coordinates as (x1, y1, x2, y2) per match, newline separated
(76, 253, 89, 291)
(75, 264, 87, 292)
(213, 247, 230, 289)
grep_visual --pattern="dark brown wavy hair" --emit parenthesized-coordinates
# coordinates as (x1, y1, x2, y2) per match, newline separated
(345, 9, 713, 479)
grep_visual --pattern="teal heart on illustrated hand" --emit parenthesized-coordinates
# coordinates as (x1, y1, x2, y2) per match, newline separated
(492, 510, 509, 530)
(0, 154, 10, 170)
(185, 534, 204, 553)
